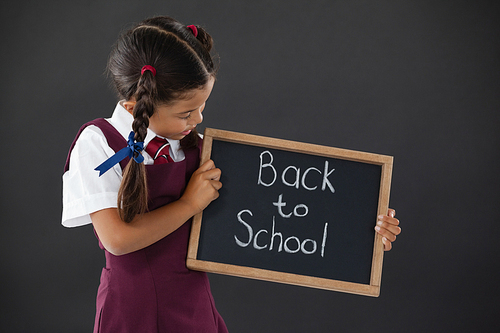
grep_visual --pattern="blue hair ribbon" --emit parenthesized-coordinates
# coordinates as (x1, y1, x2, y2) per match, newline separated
(94, 131, 144, 176)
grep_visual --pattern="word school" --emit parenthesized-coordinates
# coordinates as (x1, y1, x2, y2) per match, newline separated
(235, 208, 329, 257)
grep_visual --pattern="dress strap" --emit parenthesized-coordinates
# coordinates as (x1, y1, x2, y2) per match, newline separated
(63, 118, 128, 173)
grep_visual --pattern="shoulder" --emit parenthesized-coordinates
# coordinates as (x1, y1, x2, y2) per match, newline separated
(68, 122, 119, 173)
(74, 124, 109, 155)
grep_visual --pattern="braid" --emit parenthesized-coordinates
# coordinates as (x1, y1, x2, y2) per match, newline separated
(117, 72, 156, 222)
(132, 72, 156, 142)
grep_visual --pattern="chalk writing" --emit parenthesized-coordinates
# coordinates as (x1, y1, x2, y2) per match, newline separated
(272, 194, 309, 218)
(257, 150, 336, 193)
(234, 209, 328, 257)
(236, 151, 336, 258)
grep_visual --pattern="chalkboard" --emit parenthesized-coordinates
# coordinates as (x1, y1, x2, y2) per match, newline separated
(187, 128, 393, 296)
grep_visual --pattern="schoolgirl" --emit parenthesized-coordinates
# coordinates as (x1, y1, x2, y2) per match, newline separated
(62, 16, 227, 333)
(62, 15, 401, 333)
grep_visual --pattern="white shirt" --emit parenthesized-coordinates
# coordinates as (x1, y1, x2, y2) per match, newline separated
(61, 102, 185, 228)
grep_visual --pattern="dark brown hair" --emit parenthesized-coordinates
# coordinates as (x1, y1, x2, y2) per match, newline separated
(107, 16, 217, 222)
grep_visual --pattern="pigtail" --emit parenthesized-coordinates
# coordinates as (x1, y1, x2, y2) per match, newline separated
(118, 158, 148, 222)
(117, 71, 157, 222)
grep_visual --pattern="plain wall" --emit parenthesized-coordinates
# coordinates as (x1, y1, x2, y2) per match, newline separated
(1, 1, 499, 332)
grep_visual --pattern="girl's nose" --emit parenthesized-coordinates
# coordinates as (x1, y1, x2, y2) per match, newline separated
(190, 106, 204, 124)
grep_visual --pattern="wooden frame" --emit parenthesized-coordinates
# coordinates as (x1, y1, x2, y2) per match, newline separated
(187, 128, 393, 297)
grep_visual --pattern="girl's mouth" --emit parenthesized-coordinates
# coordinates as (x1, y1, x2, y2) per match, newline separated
(181, 129, 192, 135)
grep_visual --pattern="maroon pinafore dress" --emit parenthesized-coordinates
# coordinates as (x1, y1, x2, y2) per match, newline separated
(65, 119, 228, 333)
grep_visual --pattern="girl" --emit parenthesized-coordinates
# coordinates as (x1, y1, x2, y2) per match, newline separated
(62, 15, 401, 333)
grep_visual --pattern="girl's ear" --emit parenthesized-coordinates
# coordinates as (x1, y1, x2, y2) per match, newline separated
(122, 100, 136, 115)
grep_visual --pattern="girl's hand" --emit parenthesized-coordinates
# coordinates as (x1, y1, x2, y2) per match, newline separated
(180, 159, 222, 215)
(91, 160, 221, 256)
(375, 208, 401, 251)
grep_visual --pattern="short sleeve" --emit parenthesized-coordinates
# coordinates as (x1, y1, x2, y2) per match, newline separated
(61, 125, 123, 227)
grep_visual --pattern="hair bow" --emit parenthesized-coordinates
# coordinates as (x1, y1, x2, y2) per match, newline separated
(95, 131, 144, 176)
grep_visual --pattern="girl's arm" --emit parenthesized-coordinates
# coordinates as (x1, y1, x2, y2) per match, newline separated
(90, 160, 222, 256)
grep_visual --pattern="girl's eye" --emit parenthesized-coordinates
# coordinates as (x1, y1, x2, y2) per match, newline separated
(180, 113, 192, 120)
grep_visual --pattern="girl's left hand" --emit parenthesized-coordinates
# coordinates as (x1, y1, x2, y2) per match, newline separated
(375, 209, 401, 251)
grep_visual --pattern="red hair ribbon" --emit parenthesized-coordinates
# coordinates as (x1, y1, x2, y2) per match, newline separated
(141, 65, 156, 76)
(187, 25, 198, 37)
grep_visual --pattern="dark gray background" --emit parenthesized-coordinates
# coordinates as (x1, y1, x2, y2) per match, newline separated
(1, 1, 498, 332)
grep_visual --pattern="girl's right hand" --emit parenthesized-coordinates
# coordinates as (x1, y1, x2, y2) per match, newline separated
(180, 159, 222, 215)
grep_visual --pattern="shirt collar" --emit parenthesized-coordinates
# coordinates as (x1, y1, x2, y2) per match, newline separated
(108, 101, 182, 159)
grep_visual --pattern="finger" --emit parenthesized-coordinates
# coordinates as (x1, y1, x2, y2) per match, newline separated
(382, 237, 392, 251)
(198, 159, 216, 172)
(375, 224, 398, 242)
(378, 214, 400, 227)
(376, 219, 401, 236)
(388, 208, 396, 218)
(209, 187, 220, 200)
(203, 168, 221, 181)
(210, 180, 223, 191)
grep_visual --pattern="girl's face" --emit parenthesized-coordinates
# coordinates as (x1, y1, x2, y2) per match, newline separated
(124, 77, 215, 140)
